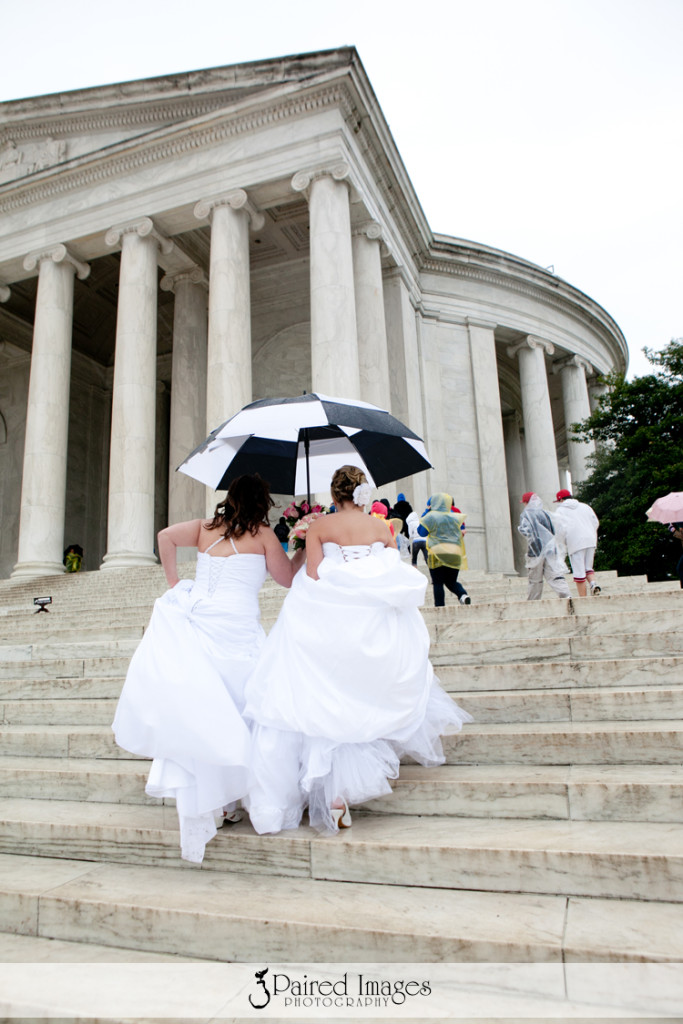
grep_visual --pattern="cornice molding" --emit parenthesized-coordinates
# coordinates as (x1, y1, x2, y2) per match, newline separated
(420, 251, 625, 365)
(0, 95, 234, 148)
(0, 83, 351, 215)
(466, 316, 498, 331)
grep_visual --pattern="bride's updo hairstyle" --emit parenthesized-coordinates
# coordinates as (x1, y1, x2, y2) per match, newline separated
(205, 474, 274, 538)
(331, 465, 368, 506)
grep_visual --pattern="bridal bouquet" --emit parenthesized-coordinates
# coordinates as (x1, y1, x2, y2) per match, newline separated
(283, 500, 328, 550)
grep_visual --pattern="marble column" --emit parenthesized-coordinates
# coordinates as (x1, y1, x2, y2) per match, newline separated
(467, 319, 515, 573)
(383, 269, 426, 506)
(553, 355, 595, 485)
(587, 374, 608, 414)
(12, 245, 90, 578)
(293, 164, 360, 399)
(0, 284, 10, 303)
(503, 411, 528, 573)
(101, 218, 171, 570)
(507, 335, 560, 507)
(352, 222, 391, 410)
(160, 269, 209, 524)
(194, 190, 262, 435)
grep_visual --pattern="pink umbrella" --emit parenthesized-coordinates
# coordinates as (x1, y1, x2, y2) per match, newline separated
(646, 492, 683, 524)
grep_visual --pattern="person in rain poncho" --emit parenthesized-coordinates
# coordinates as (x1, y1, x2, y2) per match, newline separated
(518, 492, 570, 601)
(419, 492, 471, 606)
(552, 489, 600, 597)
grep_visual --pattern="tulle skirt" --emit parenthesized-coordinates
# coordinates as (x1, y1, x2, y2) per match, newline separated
(244, 548, 472, 833)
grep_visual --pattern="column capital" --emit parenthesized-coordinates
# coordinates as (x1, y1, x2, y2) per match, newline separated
(352, 220, 383, 242)
(160, 267, 208, 293)
(552, 353, 593, 376)
(507, 335, 554, 359)
(291, 161, 352, 198)
(193, 189, 264, 230)
(23, 243, 90, 280)
(105, 217, 173, 255)
(0, 284, 10, 303)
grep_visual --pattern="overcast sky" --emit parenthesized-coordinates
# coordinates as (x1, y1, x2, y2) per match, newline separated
(2, 0, 681, 378)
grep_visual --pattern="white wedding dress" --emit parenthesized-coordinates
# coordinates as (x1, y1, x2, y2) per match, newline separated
(112, 537, 267, 863)
(243, 542, 472, 834)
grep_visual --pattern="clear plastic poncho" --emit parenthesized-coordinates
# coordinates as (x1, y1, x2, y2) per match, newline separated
(518, 494, 565, 569)
(420, 492, 468, 570)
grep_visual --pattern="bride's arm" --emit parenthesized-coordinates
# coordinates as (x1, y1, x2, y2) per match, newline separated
(262, 527, 306, 587)
(157, 519, 203, 588)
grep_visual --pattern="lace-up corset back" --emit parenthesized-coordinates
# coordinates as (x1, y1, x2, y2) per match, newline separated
(322, 541, 386, 562)
(194, 534, 267, 615)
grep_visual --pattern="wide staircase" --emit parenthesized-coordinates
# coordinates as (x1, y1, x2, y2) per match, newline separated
(0, 565, 682, 968)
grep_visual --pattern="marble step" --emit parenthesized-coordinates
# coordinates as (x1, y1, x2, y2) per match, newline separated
(5, 587, 679, 630)
(454, 685, 683, 723)
(2, 623, 682, 670)
(445, 720, 683, 765)
(433, 608, 682, 643)
(431, 629, 683, 665)
(3, 589, 677, 635)
(2, 719, 682, 764)
(0, 656, 130, 682)
(1, 698, 118, 725)
(3, 756, 683, 824)
(7, 852, 683, 964)
(365, 764, 683, 823)
(0, 639, 139, 664)
(438, 655, 683, 691)
(0, 930, 208, 962)
(0, 574, 667, 618)
(4, 685, 682, 728)
(3, 655, 680, 701)
(0, 800, 682, 903)
(0, 623, 145, 645)
(0, 756, 154, 804)
(0, 725, 137, 759)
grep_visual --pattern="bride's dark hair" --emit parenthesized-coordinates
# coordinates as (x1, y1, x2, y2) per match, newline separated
(330, 465, 367, 506)
(204, 474, 274, 538)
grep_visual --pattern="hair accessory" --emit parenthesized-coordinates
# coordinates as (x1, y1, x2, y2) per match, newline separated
(352, 482, 372, 507)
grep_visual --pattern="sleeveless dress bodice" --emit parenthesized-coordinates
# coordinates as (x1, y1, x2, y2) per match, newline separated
(193, 549, 267, 617)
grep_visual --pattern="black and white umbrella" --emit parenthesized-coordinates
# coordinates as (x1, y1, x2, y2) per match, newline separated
(177, 393, 431, 499)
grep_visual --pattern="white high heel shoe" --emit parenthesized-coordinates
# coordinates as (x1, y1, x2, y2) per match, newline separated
(330, 801, 352, 829)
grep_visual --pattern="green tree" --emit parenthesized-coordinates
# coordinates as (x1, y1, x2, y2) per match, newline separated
(574, 339, 683, 580)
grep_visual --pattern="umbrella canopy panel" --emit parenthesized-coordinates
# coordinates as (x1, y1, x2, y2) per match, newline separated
(177, 393, 431, 497)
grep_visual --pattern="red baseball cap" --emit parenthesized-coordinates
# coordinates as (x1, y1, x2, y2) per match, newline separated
(554, 489, 572, 502)
(520, 492, 535, 504)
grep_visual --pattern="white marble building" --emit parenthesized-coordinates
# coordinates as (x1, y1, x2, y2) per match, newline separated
(0, 48, 627, 579)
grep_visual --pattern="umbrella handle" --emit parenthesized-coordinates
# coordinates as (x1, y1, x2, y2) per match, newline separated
(303, 427, 311, 505)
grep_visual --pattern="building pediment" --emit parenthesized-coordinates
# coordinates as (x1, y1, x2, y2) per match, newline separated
(0, 48, 357, 187)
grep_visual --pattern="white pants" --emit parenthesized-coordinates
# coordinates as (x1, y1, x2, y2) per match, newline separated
(527, 557, 571, 600)
(568, 547, 595, 581)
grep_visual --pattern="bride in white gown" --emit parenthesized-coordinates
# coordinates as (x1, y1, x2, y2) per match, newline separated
(243, 465, 473, 834)
(112, 474, 304, 863)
